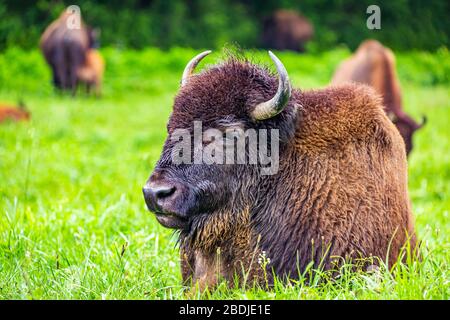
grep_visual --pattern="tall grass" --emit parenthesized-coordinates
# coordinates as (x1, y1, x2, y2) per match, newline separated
(0, 47, 448, 299)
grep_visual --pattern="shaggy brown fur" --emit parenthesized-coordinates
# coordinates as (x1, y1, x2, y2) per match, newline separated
(331, 40, 425, 155)
(144, 56, 416, 290)
(0, 104, 30, 123)
(261, 10, 314, 52)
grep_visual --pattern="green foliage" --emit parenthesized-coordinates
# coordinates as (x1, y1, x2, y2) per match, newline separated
(396, 47, 450, 86)
(1, 46, 449, 96)
(0, 0, 448, 51)
(0, 47, 449, 299)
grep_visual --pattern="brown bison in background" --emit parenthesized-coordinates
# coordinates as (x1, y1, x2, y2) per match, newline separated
(143, 51, 417, 290)
(262, 10, 314, 52)
(0, 102, 30, 123)
(332, 40, 426, 155)
(40, 8, 98, 94)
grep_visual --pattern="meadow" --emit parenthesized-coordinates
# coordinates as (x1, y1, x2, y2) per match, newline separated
(0, 46, 449, 299)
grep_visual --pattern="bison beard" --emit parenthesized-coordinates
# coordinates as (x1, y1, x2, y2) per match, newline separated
(143, 52, 417, 290)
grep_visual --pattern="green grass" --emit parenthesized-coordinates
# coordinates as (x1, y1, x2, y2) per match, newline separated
(0, 47, 449, 299)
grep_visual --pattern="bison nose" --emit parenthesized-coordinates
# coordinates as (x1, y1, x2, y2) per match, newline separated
(151, 185, 176, 200)
(143, 182, 178, 212)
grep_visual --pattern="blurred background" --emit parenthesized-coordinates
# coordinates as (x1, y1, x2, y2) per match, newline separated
(1, 0, 448, 51)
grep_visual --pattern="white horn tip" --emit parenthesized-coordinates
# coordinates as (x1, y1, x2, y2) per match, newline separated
(181, 50, 212, 87)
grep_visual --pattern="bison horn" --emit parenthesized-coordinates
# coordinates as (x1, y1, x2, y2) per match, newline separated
(420, 115, 427, 127)
(251, 51, 292, 121)
(181, 50, 212, 87)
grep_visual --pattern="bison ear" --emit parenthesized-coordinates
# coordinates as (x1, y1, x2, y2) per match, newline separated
(181, 50, 212, 87)
(251, 51, 292, 121)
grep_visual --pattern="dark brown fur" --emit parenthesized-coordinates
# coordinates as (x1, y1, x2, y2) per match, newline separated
(145, 57, 416, 290)
(331, 40, 425, 155)
(261, 10, 314, 52)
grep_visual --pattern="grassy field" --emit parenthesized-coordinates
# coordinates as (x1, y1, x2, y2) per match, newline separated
(0, 47, 449, 299)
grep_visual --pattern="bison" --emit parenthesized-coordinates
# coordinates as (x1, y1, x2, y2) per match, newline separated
(143, 51, 417, 290)
(331, 40, 426, 155)
(76, 49, 105, 96)
(261, 10, 314, 52)
(40, 8, 96, 94)
(0, 102, 30, 123)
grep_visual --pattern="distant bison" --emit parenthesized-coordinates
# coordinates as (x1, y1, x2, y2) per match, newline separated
(0, 102, 30, 123)
(76, 49, 105, 96)
(40, 8, 96, 94)
(332, 40, 426, 155)
(261, 10, 314, 52)
(143, 51, 417, 290)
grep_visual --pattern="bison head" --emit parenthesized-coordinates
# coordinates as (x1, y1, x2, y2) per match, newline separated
(391, 113, 426, 155)
(143, 51, 296, 232)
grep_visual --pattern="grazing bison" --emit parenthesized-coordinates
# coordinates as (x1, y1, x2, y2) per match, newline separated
(40, 8, 96, 94)
(331, 40, 426, 155)
(0, 102, 30, 123)
(143, 51, 417, 290)
(261, 10, 314, 52)
(76, 49, 105, 96)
